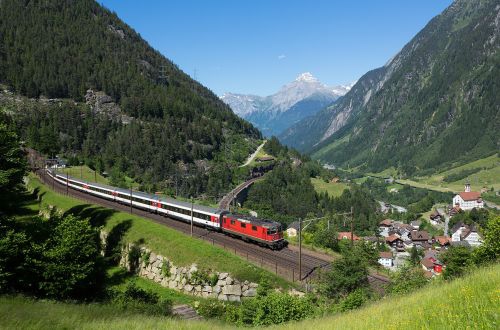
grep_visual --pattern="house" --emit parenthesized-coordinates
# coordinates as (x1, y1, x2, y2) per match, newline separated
(462, 225, 483, 247)
(410, 230, 430, 245)
(452, 183, 483, 210)
(393, 222, 412, 241)
(379, 219, 393, 237)
(449, 205, 461, 217)
(450, 223, 483, 246)
(434, 236, 451, 248)
(338, 232, 360, 241)
(378, 251, 393, 268)
(410, 220, 422, 230)
(286, 221, 300, 237)
(429, 210, 442, 225)
(421, 257, 443, 274)
(386, 234, 404, 251)
(363, 236, 380, 243)
(421, 257, 435, 272)
(256, 155, 275, 163)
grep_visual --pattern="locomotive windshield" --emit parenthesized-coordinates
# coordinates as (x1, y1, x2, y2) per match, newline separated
(267, 227, 277, 235)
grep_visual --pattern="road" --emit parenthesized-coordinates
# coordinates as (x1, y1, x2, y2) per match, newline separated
(240, 140, 266, 167)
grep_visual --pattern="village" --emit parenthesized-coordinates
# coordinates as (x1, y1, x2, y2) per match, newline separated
(370, 182, 484, 277)
(285, 182, 487, 279)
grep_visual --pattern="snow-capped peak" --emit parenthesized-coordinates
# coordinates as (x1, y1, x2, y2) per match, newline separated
(295, 72, 318, 83)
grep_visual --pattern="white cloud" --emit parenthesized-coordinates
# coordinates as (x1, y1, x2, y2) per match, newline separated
(278, 54, 286, 60)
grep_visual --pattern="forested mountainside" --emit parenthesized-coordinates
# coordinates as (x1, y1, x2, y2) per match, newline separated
(0, 0, 261, 196)
(280, 0, 500, 176)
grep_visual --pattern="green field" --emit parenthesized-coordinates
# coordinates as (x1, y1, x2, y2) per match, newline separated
(2, 264, 498, 329)
(398, 154, 500, 195)
(26, 174, 290, 288)
(60, 165, 110, 185)
(311, 177, 349, 197)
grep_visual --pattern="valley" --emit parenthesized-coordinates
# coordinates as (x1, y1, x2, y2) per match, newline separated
(0, 0, 499, 328)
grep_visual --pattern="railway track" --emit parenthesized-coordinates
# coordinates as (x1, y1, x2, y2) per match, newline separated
(34, 167, 390, 290)
(219, 177, 261, 210)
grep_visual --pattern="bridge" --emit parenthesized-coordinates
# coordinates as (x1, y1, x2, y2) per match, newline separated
(219, 177, 261, 210)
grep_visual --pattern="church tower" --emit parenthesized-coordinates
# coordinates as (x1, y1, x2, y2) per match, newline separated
(464, 181, 471, 192)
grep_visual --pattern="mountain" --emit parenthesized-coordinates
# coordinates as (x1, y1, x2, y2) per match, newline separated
(221, 73, 353, 136)
(0, 0, 260, 196)
(280, 0, 500, 176)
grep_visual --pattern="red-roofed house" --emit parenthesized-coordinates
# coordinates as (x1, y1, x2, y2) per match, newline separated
(338, 232, 360, 241)
(452, 183, 483, 210)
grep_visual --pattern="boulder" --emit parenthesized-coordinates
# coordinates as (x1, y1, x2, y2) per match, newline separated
(203, 286, 212, 293)
(222, 285, 241, 296)
(216, 280, 225, 286)
(218, 272, 228, 280)
(225, 276, 234, 285)
(218, 293, 228, 301)
(213, 286, 221, 294)
(228, 295, 241, 302)
(184, 284, 193, 292)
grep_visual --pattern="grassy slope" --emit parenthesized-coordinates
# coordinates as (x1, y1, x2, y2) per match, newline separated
(0, 296, 229, 330)
(311, 177, 349, 198)
(27, 174, 290, 288)
(2, 264, 498, 329)
(277, 264, 500, 330)
(60, 165, 110, 185)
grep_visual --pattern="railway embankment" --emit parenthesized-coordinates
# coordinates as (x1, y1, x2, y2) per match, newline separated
(27, 173, 291, 289)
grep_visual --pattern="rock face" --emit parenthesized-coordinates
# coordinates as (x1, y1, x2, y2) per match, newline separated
(114, 236, 258, 301)
(85, 89, 132, 124)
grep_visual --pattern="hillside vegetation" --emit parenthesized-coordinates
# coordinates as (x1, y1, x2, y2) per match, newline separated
(1, 264, 498, 329)
(281, 0, 499, 176)
(0, 0, 260, 198)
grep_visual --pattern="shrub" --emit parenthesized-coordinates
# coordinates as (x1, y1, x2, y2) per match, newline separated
(209, 273, 218, 287)
(112, 282, 172, 316)
(389, 265, 428, 295)
(189, 269, 211, 285)
(194, 299, 226, 319)
(320, 251, 369, 300)
(161, 261, 171, 278)
(339, 288, 368, 312)
(251, 292, 314, 326)
(141, 251, 151, 265)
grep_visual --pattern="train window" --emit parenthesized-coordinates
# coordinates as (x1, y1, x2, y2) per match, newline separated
(267, 227, 277, 235)
(252, 225, 257, 231)
(230, 220, 235, 225)
(241, 223, 246, 228)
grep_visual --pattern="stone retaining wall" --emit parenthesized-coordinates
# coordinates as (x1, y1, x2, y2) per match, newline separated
(114, 239, 258, 302)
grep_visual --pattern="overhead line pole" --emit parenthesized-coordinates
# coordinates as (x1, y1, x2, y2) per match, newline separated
(191, 197, 194, 237)
(130, 186, 133, 214)
(298, 217, 302, 281)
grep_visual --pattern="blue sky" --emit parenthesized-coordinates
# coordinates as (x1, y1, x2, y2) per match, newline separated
(100, 0, 452, 96)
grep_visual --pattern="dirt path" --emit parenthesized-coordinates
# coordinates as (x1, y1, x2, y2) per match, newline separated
(240, 140, 266, 167)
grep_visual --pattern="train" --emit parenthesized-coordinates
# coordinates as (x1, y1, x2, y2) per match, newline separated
(46, 169, 288, 250)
